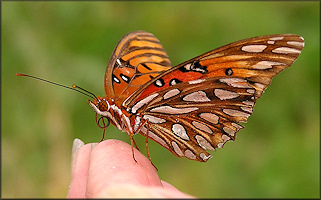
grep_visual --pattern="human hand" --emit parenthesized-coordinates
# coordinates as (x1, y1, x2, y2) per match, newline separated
(67, 138, 195, 198)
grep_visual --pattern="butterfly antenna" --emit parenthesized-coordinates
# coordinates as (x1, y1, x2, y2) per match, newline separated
(72, 85, 98, 100)
(16, 73, 97, 100)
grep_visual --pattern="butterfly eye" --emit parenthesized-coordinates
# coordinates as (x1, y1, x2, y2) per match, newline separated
(97, 116, 110, 129)
(98, 99, 110, 111)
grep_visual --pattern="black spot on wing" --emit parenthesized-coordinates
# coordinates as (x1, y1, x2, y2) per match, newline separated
(169, 78, 182, 86)
(153, 78, 165, 87)
(112, 74, 121, 84)
(225, 68, 233, 76)
(179, 61, 208, 74)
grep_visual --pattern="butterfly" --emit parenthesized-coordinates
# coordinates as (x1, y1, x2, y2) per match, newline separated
(88, 31, 304, 162)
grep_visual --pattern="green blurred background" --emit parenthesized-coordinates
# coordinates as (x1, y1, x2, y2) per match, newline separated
(2, 1, 319, 198)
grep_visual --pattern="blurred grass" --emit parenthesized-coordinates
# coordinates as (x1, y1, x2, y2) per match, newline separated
(2, 1, 319, 198)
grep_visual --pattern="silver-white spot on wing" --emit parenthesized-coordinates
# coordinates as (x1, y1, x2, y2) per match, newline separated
(223, 109, 251, 118)
(141, 126, 169, 149)
(150, 106, 199, 114)
(131, 93, 159, 114)
(270, 36, 284, 40)
(241, 106, 253, 113)
(252, 61, 285, 70)
(200, 153, 212, 161)
(223, 127, 236, 136)
(272, 47, 301, 54)
(199, 112, 219, 124)
(163, 89, 180, 100)
(241, 45, 267, 53)
(183, 91, 211, 102)
(287, 41, 304, 47)
(254, 83, 265, 90)
(172, 123, 190, 140)
(143, 115, 166, 124)
(184, 149, 196, 160)
(217, 135, 231, 148)
(188, 79, 205, 85)
(242, 100, 254, 106)
(195, 135, 215, 150)
(192, 121, 213, 134)
(246, 89, 255, 94)
(214, 89, 240, 100)
(219, 78, 251, 88)
(231, 122, 244, 130)
(171, 141, 184, 157)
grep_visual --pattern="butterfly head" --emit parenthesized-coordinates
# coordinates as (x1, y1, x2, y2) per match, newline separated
(89, 96, 111, 114)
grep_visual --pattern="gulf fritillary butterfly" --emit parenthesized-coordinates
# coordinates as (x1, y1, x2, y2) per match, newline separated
(17, 31, 304, 163)
(88, 31, 304, 162)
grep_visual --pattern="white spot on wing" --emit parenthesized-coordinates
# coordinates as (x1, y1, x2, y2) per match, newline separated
(254, 83, 265, 90)
(241, 106, 253, 113)
(219, 78, 251, 88)
(217, 135, 231, 148)
(195, 135, 215, 150)
(184, 149, 196, 160)
(120, 74, 129, 82)
(272, 47, 301, 54)
(199, 113, 219, 124)
(223, 127, 236, 136)
(287, 41, 304, 47)
(223, 109, 250, 118)
(113, 76, 120, 83)
(200, 153, 212, 161)
(192, 121, 213, 134)
(246, 89, 255, 94)
(231, 122, 243, 130)
(172, 123, 189, 140)
(241, 45, 267, 53)
(131, 93, 158, 114)
(270, 36, 284, 40)
(171, 141, 184, 156)
(188, 79, 205, 85)
(252, 61, 285, 70)
(117, 59, 122, 66)
(150, 106, 198, 114)
(155, 79, 163, 87)
(214, 89, 240, 100)
(143, 115, 166, 124)
(242, 100, 254, 106)
(141, 126, 169, 149)
(163, 89, 180, 100)
(267, 41, 275, 44)
(183, 91, 211, 102)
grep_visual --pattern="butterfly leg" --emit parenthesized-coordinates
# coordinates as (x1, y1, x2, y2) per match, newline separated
(128, 133, 138, 163)
(99, 128, 106, 143)
(133, 118, 158, 170)
(144, 120, 158, 170)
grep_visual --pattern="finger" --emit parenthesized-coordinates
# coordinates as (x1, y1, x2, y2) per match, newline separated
(95, 184, 196, 198)
(67, 139, 96, 198)
(85, 139, 162, 198)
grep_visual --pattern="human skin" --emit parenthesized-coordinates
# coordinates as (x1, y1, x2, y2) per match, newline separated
(67, 139, 195, 198)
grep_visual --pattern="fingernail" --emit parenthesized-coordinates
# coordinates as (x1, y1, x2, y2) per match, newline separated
(72, 138, 84, 158)
(91, 143, 97, 150)
(71, 138, 84, 175)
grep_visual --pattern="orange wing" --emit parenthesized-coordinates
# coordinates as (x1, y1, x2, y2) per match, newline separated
(104, 31, 172, 105)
